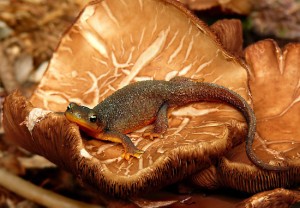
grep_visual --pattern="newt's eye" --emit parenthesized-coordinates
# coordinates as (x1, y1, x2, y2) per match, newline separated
(89, 115, 97, 123)
(66, 104, 71, 111)
(67, 102, 76, 111)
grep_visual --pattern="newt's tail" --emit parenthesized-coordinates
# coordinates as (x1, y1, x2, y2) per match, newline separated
(197, 82, 289, 171)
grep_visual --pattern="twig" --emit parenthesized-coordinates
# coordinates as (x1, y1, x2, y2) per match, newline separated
(0, 168, 103, 208)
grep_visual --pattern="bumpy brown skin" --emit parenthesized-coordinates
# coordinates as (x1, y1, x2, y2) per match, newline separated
(65, 77, 287, 171)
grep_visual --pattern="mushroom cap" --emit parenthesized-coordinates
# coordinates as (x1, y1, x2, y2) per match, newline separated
(132, 187, 300, 207)
(237, 188, 300, 208)
(178, 0, 254, 15)
(3, 0, 251, 198)
(210, 19, 243, 57)
(192, 40, 300, 193)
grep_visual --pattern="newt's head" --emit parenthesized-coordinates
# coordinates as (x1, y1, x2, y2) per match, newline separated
(65, 102, 103, 133)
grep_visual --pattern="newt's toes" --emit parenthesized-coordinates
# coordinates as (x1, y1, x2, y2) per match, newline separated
(142, 132, 163, 140)
(122, 149, 144, 160)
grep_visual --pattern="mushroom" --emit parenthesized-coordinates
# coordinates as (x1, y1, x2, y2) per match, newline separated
(191, 40, 300, 194)
(4, 0, 251, 198)
(237, 188, 300, 208)
(178, 0, 254, 15)
(210, 19, 243, 57)
(132, 187, 300, 207)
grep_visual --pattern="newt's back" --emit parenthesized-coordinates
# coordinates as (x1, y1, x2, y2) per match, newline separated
(93, 79, 241, 133)
(94, 80, 171, 133)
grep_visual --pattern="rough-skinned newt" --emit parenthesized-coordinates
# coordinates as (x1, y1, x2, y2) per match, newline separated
(65, 76, 287, 171)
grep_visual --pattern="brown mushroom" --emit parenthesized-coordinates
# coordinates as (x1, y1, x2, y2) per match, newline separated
(191, 40, 300, 194)
(237, 188, 300, 208)
(4, 0, 251, 198)
(210, 19, 243, 57)
(178, 0, 254, 15)
(133, 187, 300, 207)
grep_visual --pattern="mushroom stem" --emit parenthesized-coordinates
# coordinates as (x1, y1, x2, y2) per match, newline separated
(0, 168, 102, 208)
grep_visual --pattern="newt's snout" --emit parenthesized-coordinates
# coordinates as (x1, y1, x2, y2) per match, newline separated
(65, 102, 101, 133)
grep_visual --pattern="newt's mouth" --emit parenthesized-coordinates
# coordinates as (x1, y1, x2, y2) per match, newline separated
(65, 111, 99, 133)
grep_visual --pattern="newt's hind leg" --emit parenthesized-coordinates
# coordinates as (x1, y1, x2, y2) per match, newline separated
(143, 103, 169, 140)
(98, 131, 144, 160)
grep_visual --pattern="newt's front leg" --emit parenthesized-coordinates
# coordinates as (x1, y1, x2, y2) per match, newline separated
(92, 130, 144, 160)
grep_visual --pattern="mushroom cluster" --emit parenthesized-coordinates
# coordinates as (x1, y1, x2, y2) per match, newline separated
(3, 0, 300, 205)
